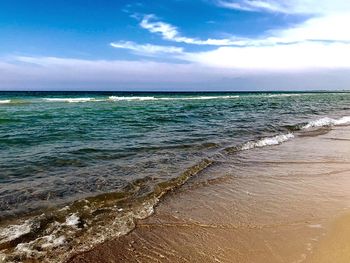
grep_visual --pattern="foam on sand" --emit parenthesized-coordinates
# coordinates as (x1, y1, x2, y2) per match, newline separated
(65, 213, 80, 227)
(0, 220, 32, 244)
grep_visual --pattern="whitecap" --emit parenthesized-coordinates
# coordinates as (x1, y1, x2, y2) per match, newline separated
(44, 98, 94, 103)
(266, 94, 301, 98)
(0, 100, 11, 104)
(109, 96, 157, 101)
(173, 95, 239, 100)
(108, 95, 239, 101)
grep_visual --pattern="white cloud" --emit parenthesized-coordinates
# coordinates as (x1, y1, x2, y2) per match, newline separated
(131, 6, 350, 72)
(214, 13, 350, 47)
(110, 41, 183, 55)
(134, 0, 350, 72)
(269, 14, 350, 43)
(217, 0, 289, 13)
(139, 14, 244, 46)
(185, 42, 350, 70)
(216, 0, 350, 14)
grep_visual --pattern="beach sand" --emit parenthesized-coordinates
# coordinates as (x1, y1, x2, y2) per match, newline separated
(68, 126, 350, 263)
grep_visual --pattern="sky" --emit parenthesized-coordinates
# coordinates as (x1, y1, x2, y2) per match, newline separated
(1, 0, 350, 91)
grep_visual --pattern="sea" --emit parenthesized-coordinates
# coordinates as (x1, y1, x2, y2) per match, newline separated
(1, 91, 350, 262)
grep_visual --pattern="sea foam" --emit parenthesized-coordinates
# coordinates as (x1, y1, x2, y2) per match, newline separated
(64, 213, 80, 227)
(0, 220, 32, 243)
(241, 133, 295, 150)
(0, 100, 11, 104)
(303, 116, 350, 129)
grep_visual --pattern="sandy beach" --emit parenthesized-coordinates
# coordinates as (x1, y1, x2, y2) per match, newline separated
(67, 126, 350, 263)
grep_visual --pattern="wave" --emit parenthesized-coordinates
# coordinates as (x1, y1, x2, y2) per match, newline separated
(239, 116, 350, 151)
(108, 95, 239, 101)
(108, 96, 157, 101)
(43, 98, 96, 103)
(265, 94, 301, 98)
(171, 95, 239, 100)
(41, 96, 240, 103)
(5, 95, 240, 104)
(303, 116, 350, 129)
(241, 133, 295, 151)
(0, 159, 213, 263)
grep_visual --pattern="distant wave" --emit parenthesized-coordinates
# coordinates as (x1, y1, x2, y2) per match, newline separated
(241, 133, 294, 151)
(265, 94, 301, 98)
(0, 100, 11, 104)
(173, 95, 239, 100)
(41, 96, 240, 103)
(303, 116, 350, 129)
(43, 98, 96, 103)
(108, 95, 239, 101)
(108, 96, 157, 101)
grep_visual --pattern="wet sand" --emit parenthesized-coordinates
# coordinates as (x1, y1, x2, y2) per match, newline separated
(68, 126, 350, 263)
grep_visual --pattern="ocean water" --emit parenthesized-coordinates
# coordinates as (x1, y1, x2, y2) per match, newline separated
(1, 91, 350, 262)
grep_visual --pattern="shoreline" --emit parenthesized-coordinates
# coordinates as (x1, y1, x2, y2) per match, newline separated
(68, 126, 350, 263)
(2, 119, 350, 262)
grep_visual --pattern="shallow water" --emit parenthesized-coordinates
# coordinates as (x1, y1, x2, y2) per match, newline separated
(68, 126, 350, 263)
(1, 91, 350, 262)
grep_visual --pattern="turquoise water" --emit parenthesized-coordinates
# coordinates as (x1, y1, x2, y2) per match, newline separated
(1, 91, 350, 220)
(2, 91, 350, 262)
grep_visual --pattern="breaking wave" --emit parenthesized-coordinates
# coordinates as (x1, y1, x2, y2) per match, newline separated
(241, 133, 295, 151)
(303, 116, 350, 129)
(43, 98, 96, 103)
(108, 95, 239, 101)
(108, 96, 157, 101)
(265, 94, 301, 98)
(40, 96, 240, 103)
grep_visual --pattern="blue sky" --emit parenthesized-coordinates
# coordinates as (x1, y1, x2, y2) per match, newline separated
(1, 0, 350, 91)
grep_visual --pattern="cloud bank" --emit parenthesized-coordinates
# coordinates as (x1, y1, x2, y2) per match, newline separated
(1, 55, 350, 90)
